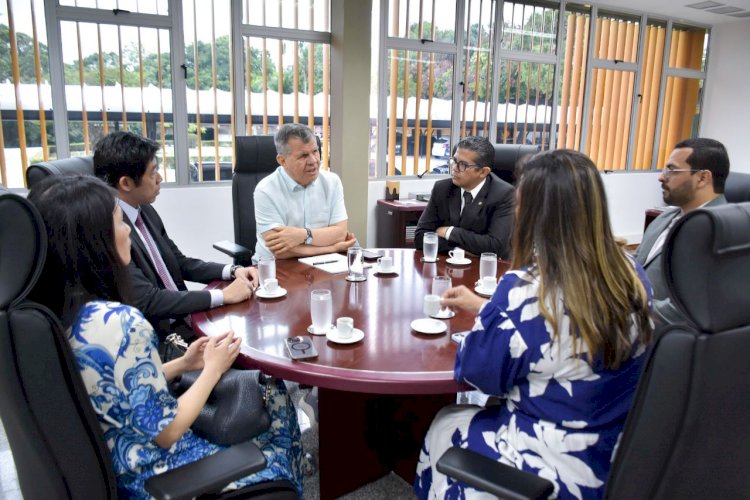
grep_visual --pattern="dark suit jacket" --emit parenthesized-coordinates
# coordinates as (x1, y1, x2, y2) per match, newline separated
(414, 173, 514, 259)
(634, 195, 727, 326)
(127, 204, 225, 336)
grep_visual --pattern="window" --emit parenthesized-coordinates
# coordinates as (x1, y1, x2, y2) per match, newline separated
(239, 0, 332, 170)
(497, 1, 558, 150)
(375, 0, 710, 177)
(0, 0, 330, 188)
(1, 0, 55, 188)
(380, 0, 458, 177)
(59, 20, 175, 177)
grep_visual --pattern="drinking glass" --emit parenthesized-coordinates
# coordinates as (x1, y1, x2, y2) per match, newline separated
(310, 289, 333, 334)
(258, 256, 276, 290)
(347, 246, 366, 281)
(423, 232, 438, 262)
(479, 253, 498, 280)
(431, 275, 452, 298)
(432, 276, 452, 316)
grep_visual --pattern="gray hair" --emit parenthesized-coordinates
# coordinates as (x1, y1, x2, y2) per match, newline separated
(275, 123, 316, 157)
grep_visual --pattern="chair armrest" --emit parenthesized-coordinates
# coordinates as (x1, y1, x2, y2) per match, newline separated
(213, 240, 253, 261)
(144, 440, 266, 500)
(436, 447, 554, 500)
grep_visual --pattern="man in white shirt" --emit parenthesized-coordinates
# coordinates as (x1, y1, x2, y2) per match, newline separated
(634, 137, 730, 327)
(254, 123, 356, 261)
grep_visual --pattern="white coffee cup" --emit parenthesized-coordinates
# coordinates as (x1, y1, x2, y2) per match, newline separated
(479, 276, 497, 293)
(263, 278, 279, 293)
(377, 256, 394, 272)
(449, 248, 465, 261)
(336, 317, 354, 339)
(423, 294, 441, 317)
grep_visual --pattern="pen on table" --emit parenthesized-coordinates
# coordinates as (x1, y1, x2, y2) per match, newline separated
(312, 259, 338, 266)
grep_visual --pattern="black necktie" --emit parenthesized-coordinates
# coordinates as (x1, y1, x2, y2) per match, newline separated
(462, 191, 473, 213)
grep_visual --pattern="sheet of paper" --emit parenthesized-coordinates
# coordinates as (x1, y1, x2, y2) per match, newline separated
(298, 253, 349, 274)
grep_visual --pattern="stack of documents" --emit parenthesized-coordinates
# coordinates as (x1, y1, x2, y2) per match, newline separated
(298, 253, 349, 274)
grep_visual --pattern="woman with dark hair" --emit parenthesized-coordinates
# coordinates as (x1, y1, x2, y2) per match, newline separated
(414, 150, 653, 499)
(28, 175, 303, 499)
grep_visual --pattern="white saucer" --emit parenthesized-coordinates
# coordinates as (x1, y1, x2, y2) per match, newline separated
(430, 309, 456, 319)
(345, 275, 367, 282)
(372, 265, 398, 275)
(255, 287, 287, 299)
(474, 285, 495, 298)
(446, 257, 472, 266)
(410, 318, 448, 335)
(326, 327, 365, 344)
(307, 324, 334, 336)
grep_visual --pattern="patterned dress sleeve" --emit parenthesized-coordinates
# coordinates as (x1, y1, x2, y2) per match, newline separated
(72, 301, 178, 442)
(454, 270, 534, 396)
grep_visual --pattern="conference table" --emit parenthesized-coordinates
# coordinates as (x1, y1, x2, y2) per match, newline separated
(192, 249, 510, 499)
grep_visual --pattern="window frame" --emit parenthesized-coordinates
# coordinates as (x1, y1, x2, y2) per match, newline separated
(374, 0, 712, 178)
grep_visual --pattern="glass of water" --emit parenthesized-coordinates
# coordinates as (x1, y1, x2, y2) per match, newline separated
(258, 255, 276, 290)
(479, 253, 498, 280)
(432, 275, 452, 316)
(347, 246, 366, 281)
(423, 232, 438, 262)
(310, 289, 333, 334)
(431, 275, 452, 298)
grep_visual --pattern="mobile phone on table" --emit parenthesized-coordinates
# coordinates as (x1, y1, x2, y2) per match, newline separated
(285, 336, 319, 360)
(362, 249, 383, 261)
(451, 331, 469, 344)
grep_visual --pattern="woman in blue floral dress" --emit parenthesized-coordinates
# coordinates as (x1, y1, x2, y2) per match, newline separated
(414, 150, 653, 499)
(28, 175, 303, 499)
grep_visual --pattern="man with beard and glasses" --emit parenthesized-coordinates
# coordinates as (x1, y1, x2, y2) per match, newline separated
(634, 137, 730, 327)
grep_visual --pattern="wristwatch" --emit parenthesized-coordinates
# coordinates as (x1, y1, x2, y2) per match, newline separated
(304, 227, 313, 245)
(229, 264, 243, 279)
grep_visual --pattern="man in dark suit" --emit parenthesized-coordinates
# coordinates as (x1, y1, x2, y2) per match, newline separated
(94, 131, 258, 341)
(414, 136, 514, 259)
(634, 137, 730, 327)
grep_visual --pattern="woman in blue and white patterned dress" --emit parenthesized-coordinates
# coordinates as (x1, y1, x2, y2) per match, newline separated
(414, 150, 654, 499)
(28, 175, 303, 499)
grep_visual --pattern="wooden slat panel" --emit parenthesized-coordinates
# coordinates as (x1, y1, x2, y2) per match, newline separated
(76, 22, 90, 154)
(96, 23, 109, 135)
(211, 0, 221, 181)
(192, 0, 203, 180)
(30, 0, 49, 161)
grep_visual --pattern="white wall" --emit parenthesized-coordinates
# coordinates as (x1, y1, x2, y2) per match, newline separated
(701, 20, 750, 173)
(152, 185, 235, 266)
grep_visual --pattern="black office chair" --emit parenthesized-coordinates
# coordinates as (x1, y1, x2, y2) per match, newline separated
(213, 136, 279, 265)
(492, 143, 541, 185)
(26, 155, 95, 188)
(725, 171, 750, 203)
(0, 192, 297, 499)
(437, 201, 750, 499)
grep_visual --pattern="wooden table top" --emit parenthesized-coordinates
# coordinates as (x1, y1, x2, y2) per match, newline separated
(192, 249, 510, 395)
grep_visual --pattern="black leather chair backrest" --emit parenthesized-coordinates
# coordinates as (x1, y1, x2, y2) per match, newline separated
(232, 136, 280, 263)
(492, 143, 540, 185)
(606, 202, 750, 499)
(725, 171, 750, 203)
(0, 192, 116, 499)
(26, 156, 95, 188)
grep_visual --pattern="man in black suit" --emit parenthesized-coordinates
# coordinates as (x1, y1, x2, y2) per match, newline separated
(415, 136, 515, 259)
(94, 131, 258, 341)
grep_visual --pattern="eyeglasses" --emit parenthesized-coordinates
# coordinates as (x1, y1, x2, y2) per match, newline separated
(661, 167, 701, 177)
(449, 157, 483, 172)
